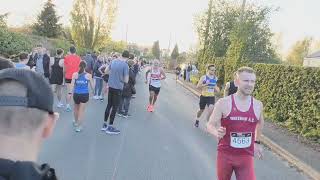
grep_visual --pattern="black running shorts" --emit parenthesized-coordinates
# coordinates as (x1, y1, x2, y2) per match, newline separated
(149, 85, 161, 95)
(65, 78, 72, 84)
(73, 93, 89, 104)
(199, 95, 215, 110)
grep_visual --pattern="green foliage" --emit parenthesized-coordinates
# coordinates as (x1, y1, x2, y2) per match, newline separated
(197, 53, 320, 140)
(0, 13, 9, 29)
(213, 57, 225, 87)
(101, 40, 127, 54)
(177, 52, 187, 64)
(171, 44, 179, 60)
(61, 27, 74, 44)
(128, 43, 141, 56)
(190, 74, 200, 85)
(252, 64, 320, 140)
(70, 0, 117, 50)
(0, 28, 32, 57)
(287, 37, 312, 66)
(0, 27, 75, 57)
(224, 24, 249, 83)
(49, 38, 72, 55)
(195, 0, 238, 57)
(152, 40, 160, 59)
(32, 0, 62, 38)
(195, 0, 279, 64)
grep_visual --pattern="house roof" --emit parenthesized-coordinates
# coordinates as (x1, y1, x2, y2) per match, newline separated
(306, 50, 320, 58)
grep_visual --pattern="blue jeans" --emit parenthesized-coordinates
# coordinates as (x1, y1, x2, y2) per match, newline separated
(94, 77, 103, 96)
(118, 96, 131, 115)
(186, 71, 191, 82)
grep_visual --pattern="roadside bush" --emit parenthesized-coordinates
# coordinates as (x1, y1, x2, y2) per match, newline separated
(0, 28, 32, 57)
(197, 55, 320, 139)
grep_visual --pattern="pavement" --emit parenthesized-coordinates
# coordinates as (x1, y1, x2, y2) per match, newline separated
(38, 73, 310, 180)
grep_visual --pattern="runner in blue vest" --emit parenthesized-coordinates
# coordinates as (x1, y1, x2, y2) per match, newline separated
(70, 61, 94, 132)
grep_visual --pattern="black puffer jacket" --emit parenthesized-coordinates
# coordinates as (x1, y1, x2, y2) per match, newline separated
(0, 159, 57, 180)
(122, 68, 136, 97)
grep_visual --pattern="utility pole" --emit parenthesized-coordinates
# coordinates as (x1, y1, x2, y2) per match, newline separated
(240, 0, 247, 22)
(125, 24, 128, 44)
(168, 33, 172, 52)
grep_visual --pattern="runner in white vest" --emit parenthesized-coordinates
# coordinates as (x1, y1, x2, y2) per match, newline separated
(145, 59, 166, 112)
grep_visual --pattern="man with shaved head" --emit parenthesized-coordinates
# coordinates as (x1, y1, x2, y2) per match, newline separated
(0, 69, 59, 179)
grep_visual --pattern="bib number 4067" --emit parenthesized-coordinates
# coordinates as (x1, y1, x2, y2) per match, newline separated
(230, 132, 252, 148)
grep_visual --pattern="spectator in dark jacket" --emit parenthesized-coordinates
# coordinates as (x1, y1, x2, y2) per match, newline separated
(27, 45, 42, 69)
(118, 59, 136, 118)
(93, 56, 104, 100)
(84, 52, 95, 74)
(35, 48, 50, 80)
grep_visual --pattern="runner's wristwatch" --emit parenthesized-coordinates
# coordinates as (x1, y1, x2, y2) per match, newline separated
(254, 140, 261, 144)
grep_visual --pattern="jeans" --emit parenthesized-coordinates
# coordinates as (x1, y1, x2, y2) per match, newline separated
(94, 77, 103, 96)
(118, 96, 131, 115)
(186, 71, 191, 82)
(104, 87, 122, 125)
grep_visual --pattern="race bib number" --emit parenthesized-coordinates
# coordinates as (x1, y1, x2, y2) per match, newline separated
(207, 87, 214, 93)
(230, 132, 252, 148)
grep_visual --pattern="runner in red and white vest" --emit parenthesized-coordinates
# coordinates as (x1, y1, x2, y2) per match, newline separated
(207, 66, 264, 180)
(145, 59, 166, 112)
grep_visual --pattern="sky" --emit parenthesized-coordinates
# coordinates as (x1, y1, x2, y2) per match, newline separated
(1, 0, 320, 54)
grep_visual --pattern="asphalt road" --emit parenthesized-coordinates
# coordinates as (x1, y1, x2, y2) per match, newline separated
(38, 72, 309, 180)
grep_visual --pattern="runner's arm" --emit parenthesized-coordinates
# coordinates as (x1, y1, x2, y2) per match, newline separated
(123, 65, 129, 83)
(206, 99, 225, 139)
(160, 68, 166, 80)
(255, 103, 264, 142)
(98, 64, 106, 75)
(88, 74, 94, 95)
(63, 61, 66, 79)
(215, 86, 220, 93)
(196, 76, 206, 89)
(70, 73, 77, 94)
(224, 82, 230, 97)
(104, 64, 110, 74)
(145, 69, 151, 82)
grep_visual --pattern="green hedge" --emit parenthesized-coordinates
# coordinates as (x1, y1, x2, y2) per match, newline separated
(0, 28, 33, 57)
(252, 64, 320, 140)
(0, 28, 81, 58)
(197, 56, 320, 140)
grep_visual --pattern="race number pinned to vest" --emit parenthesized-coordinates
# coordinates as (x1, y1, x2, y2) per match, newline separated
(230, 132, 252, 148)
(207, 86, 214, 93)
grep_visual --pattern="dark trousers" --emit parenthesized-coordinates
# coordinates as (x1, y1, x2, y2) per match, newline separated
(104, 87, 122, 125)
(118, 96, 131, 115)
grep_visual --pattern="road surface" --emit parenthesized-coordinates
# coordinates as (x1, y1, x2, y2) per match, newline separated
(39, 73, 309, 180)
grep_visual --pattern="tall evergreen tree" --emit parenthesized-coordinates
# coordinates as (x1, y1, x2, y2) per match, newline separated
(171, 44, 179, 60)
(33, 0, 62, 38)
(152, 40, 161, 59)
